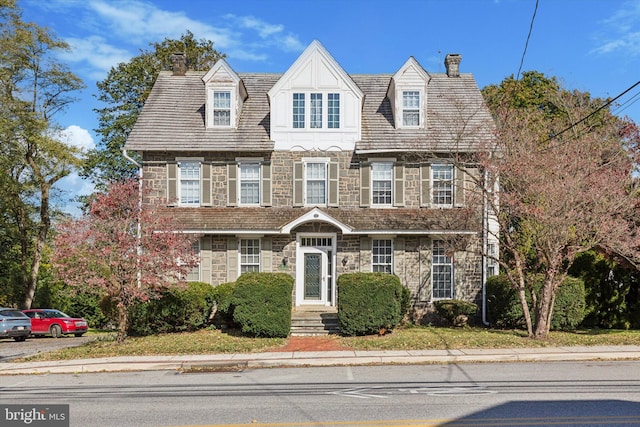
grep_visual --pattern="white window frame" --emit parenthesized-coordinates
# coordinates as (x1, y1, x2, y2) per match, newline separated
(206, 87, 234, 128)
(372, 239, 393, 274)
(432, 240, 454, 300)
(186, 240, 201, 282)
(432, 164, 454, 207)
(371, 162, 394, 206)
(303, 158, 329, 206)
(238, 161, 261, 206)
(292, 92, 340, 129)
(212, 90, 231, 126)
(239, 238, 261, 274)
(402, 90, 421, 127)
(177, 158, 202, 206)
(487, 242, 498, 277)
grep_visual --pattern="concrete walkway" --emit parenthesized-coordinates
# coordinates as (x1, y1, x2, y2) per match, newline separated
(2, 345, 640, 375)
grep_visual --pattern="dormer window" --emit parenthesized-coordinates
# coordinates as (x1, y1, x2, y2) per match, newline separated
(292, 92, 340, 129)
(402, 91, 420, 126)
(213, 91, 231, 126)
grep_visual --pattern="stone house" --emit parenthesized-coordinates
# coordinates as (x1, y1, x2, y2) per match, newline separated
(124, 40, 497, 321)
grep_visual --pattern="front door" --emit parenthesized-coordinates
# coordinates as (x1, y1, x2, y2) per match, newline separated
(296, 235, 336, 306)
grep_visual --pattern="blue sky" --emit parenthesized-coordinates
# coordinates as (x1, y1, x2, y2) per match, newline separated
(19, 0, 640, 213)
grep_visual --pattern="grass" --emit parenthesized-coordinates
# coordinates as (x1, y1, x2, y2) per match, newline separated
(20, 326, 640, 362)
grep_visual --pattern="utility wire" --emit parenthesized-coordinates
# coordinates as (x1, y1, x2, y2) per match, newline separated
(540, 79, 640, 147)
(516, 0, 539, 80)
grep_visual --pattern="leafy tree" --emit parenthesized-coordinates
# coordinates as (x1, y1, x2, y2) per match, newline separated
(52, 179, 199, 342)
(479, 71, 640, 338)
(0, 0, 84, 308)
(81, 31, 225, 188)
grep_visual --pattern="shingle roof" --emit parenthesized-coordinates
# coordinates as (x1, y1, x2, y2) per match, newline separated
(125, 71, 494, 153)
(158, 207, 480, 235)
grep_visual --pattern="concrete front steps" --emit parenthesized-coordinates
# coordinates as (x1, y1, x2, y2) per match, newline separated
(290, 307, 339, 336)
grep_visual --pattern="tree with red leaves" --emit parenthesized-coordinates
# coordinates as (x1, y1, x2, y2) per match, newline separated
(53, 179, 198, 342)
(481, 72, 640, 339)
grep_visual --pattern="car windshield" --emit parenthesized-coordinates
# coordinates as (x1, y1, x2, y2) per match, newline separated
(1, 309, 28, 317)
(47, 310, 70, 318)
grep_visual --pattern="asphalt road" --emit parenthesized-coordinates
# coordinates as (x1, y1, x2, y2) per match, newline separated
(2, 361, 640, 426)
(0, 334, 105, 361)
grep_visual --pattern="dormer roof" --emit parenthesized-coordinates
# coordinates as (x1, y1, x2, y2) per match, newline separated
(392, 56, 431, 84)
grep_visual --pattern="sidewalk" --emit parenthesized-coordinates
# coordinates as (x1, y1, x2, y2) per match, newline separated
(2, 345, 640, 375)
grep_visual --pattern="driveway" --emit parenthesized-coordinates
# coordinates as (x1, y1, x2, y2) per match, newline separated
(0, 334, 108, 362)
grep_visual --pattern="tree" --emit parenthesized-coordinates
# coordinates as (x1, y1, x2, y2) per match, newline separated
(480, 71, 640, 338)
(0, 0, 84, 308)
(52, 179, 199, 342)
(81, 31, 225, 188)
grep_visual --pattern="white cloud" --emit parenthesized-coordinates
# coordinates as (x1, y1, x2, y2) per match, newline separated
(61, 36, 132, 80)
(592, 0, 640, 56)
(59, 125, 95, 152)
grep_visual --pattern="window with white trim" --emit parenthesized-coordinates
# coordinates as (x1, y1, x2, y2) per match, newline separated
(213, 91, 231, 126)
(328, 93, 340, 128)
(432, 164, 454, 206)
(292, 92, 340, 129)
(402, 91, 420, 126)
(179, 161, 200, 206)
(432, 240, 453, 299)
(239, 163, 260, 205)
(186, 240, 201, 282)
(305, 161, 327, 205)
(240, 239, 260, 273)
(487, 242, 498, 277)
(372, 162, 393, 206)
(372, 239, 393, 273)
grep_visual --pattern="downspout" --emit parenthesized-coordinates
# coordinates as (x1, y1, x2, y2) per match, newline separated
(123, 149, 142, 288)
(481, 166, 490, 326)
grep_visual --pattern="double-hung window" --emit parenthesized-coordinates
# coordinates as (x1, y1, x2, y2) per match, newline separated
(372, 239, 393, 273)
(305, 162, 327, 205)
(432, 240, 453, 299)
(179, 161, 200, 206)
(402, 91, 420, 126)
(292, 92, 340, 129)
(239, 163, 260, 205)
(432, 164, 454, 207)
(487, 242, 498, 277)
(213, 91, 231, 126)
(187, 240, 201, 282)
(240, 239, 260, 273)
(372, 162, 393, 206)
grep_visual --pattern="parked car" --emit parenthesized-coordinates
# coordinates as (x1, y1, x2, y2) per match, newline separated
(0, 308, 31, 341)
(22, 309, 88, 338)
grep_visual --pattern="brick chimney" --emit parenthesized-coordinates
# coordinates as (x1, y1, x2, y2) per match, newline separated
(171, 52, 187, 76)
(445, 54, 461, 77)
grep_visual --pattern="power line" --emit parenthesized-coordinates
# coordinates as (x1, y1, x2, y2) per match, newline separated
(517, 0, 539, 80)
(540, 79, 640, 148)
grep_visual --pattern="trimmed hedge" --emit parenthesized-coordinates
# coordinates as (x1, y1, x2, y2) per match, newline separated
(129, 282, 217, 336)
(487, 274, 585, 330)
(435, 299, 478, 327)
(232, 272, 294, 338)
(337, 273, 408, 336)
(211, 281, 237, 327)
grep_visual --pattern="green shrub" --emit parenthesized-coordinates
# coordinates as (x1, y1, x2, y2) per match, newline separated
(487, 273, 585, 330)
(337, 273, 407, 336)
(232, 272, 294, 338)
(128, 282, 216, 336)
(211, 282, 237, 327)
(434, 299, 478, 327)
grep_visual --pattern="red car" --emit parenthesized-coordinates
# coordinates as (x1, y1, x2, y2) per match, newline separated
(22, 309, 88, 338)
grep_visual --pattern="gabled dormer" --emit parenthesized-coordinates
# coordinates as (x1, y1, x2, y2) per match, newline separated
(202, 59, 247, 129)
(268, 40, 364, 151)
(388, 57, 431, 129)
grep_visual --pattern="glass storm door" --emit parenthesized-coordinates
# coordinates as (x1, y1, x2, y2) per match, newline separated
(303, 253, 322, 300)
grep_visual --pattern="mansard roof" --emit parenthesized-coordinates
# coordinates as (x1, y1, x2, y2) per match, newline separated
(125, 60, 494, 153)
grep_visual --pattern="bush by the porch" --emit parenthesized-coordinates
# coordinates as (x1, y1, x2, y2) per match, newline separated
(434, 299, 478, 327)
(211, 281, 237, 328)
(232, 272, 294, 338)
(487, 274, 586, 330)
(337, 273, 408, 336)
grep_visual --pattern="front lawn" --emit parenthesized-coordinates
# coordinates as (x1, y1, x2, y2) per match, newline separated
(21, 326, 640, 361)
